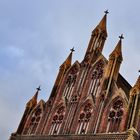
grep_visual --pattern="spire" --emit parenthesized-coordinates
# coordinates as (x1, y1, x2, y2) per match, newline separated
(93, 10, 108, 35)
(109, 34, 123, 61)
(26, 86, 41, 108)
(60, 47, 74, 69)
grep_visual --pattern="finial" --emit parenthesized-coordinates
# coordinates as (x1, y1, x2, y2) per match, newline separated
(138, 70, 140, 74)
(104, 10, 109, 15)
(119, 34, 124, 40)
(70, 47, 75, 53)
(36, 85, 41, 92)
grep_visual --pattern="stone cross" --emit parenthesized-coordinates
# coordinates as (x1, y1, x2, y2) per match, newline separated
(70, 47, 75, 53)
(104, 10, 109, 15)
(119, 34, 124, 40)
(36, 86, 41, 91)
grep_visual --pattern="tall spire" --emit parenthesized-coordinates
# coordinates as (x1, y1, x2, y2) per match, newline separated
(60, 47, 74, 69)
(109, 34, 123, 61)
(105, 35, 124, 81)
(85, 10, 109, 59)
(93, 10, 108, 36)
(98, 10, 108, 31)
(26, 86, 41, 108)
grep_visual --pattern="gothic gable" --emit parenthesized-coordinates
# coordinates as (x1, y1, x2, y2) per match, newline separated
(22, 100, 45, 135)
(61, 61, 80, 101)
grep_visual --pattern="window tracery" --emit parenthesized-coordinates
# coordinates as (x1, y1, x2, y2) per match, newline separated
(49, 106, 65, 135)
(63, 65, 78, 100)
(88, 61, 104, 97)
(76, 103, 92, 134)
(27, 108, 42, 134)
(62, 95, 78, 134)
(106, 100, 124, 133)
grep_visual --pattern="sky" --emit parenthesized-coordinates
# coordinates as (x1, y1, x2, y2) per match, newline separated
(0, 0, 140, 140)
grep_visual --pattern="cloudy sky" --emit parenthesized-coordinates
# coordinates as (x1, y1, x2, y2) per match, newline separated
(0, 0, 140, 140)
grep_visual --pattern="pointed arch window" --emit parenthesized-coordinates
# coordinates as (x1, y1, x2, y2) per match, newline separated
(27, 108, 42, 135)
(106, 100, 123, 133)
(76, 103, 92, 134)
(63, 95, 78, 134)
(63, 66, 78, 100)
(49, 106, 65, 135)
(88, 61, 104, 97)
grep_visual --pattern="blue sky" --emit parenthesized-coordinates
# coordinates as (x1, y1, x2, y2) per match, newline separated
(0, 0, 140, 140)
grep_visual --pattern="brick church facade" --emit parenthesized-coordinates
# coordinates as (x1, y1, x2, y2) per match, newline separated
(10, 12, 140, 140)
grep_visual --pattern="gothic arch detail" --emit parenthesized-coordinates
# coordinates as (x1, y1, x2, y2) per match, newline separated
(49, 106, 65, 135)
(23, 107, 42, 135)
(63, 63, 79, 100)
(88, 60, 104, 97)
(76, 103, 93, 134)
(62, 95, 78, 134)
(106, 99, 124, 133)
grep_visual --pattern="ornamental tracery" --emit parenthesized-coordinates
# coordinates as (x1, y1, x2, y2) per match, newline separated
(49, 106, 65, 135)
(88, 61, 104, 97)
(76, 103, 92, 134)
(27, 107, 42, 134)
(106, 99, 124, 133)
(62, 95, 79, 134)
(63, 65, 78, 100)
(70, 95, 78, 103)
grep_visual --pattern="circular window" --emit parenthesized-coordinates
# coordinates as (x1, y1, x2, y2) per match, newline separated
(117, 110, 123, 117)
(79, 113, 85, 119)
(86, 112, 91, 119)
(53, 115, 58, 121)
(109, 111, 115, 118)
(59, 115, 64, 120)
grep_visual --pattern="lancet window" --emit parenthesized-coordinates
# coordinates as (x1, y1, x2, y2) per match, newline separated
(27, 108, 42, 134)
(88, 61, 104, 97)
(49, 106, 65, 135)
(63, 66, 78, 100)
(76, 103, 92, 134)
(63, 95, 78, 134)
(106, 100, 124, 133)
(77, 68, 87, 94)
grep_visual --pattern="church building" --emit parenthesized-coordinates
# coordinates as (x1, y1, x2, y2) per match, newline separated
(10, 11, 140, 140)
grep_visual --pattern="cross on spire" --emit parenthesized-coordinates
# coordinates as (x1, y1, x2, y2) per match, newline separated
(36, 86, 41, 92)
(119, 34, 124, 40)
(70, 47, 75, 53)
(104, 10, 109, 15)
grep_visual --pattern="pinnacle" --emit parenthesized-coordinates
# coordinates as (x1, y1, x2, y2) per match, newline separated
(26, 87, 40, 108)
(60, 49, 74, 69)
(92, 12, 108, 37)
(109, 37, 123, 61)
(65, 52, 72, 66)
(98, 14, 107, 31)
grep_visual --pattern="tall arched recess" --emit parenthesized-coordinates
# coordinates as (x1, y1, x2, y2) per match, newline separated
(62, 61, 80, 101)
(100, 96, 127, 133)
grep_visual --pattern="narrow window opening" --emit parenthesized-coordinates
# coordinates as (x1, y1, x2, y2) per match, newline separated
(106, 100, 123, 133)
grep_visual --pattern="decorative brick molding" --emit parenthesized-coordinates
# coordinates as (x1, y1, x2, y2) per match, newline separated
(10, 132, 139, 140)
